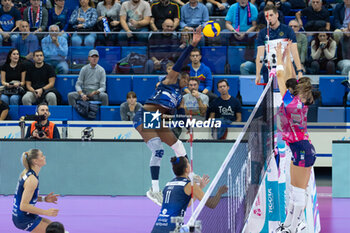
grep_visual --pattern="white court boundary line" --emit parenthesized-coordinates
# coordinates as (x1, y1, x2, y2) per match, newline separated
(187, 77, 274, 228)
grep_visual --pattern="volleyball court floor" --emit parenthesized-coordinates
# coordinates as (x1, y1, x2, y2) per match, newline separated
(0, 186, 349, 233)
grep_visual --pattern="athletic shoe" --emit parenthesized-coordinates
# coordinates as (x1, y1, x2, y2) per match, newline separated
(296, 221, 306, 233)
(146, 188, 163, 206)
(275, 224, 291, 233)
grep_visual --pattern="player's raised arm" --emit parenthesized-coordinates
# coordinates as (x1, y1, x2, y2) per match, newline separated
(167, 27, 203, 82)
(276, 42, 287, 96)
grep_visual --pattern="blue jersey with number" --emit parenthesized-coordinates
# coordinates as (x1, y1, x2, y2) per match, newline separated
(145, 78, 183, 113)
(152, 177, 191, 233)
(12, 170, 39, 219)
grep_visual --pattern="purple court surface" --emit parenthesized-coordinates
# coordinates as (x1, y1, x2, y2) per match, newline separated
(0, 186, 348, 233)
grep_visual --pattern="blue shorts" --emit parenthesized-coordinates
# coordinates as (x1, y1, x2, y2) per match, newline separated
(12, 214, 42, 231)
(289, 140, 316, 167)
(133, 107, 145, 129)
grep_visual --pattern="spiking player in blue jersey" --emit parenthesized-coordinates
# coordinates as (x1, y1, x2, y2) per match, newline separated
(12, 149, 60, 233)
(133, 27, 203, 206)
(151, 157, 228, 233)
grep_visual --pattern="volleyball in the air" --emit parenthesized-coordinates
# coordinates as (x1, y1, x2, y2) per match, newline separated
(202, 21, 221, 38)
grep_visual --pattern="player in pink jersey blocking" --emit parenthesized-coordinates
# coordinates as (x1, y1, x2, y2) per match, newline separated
(275, 41, 317, 233)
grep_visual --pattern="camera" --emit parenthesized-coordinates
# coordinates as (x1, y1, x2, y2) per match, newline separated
(34, 123, 46, 137)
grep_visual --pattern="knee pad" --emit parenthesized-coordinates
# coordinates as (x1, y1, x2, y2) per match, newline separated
(171, 140, 187, 157)
(147, 137, 164, 167)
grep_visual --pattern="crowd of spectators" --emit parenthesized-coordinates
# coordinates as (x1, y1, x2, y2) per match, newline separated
(0, 0, 349, 124)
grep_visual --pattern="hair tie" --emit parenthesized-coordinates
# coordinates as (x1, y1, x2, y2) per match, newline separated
(173, 157, 180, 165)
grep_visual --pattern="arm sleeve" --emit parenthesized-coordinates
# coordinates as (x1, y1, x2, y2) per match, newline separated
(172, 44, 194, 72)
(204, 68, 212, 91)
(98, 68, 106, 93)
(58, 37, 68, 57)
(75, 67, 85, 92)
(120, 103, 128, 121)
(83, 9, 98, 29)
(179, 7, 186, 28)
(323, 40, 336, 60)
(40, 8, 48, 31)
(63, 9, 72, 31)
(53, 125, 60, 139)
(69, 9, 78, 26)
(28, 36, 39, 53)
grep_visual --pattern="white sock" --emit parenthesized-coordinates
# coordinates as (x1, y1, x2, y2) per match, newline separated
(152, 180, 159, 192)
(171, 140, 186, 157)
(284, 200, 294, 227)
(291, 186, 305, 233)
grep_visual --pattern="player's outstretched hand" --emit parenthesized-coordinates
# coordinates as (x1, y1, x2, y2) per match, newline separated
(191, 27, 202, 47)
(199, 174, 210, 189)
(218, 185, 228, 195)
(45, 192, 59, 204)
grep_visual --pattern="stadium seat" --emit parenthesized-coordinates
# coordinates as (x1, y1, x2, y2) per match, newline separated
(239, 76, 264, 105)
(319, 76, 346, 106)
(227, 46, 245, 75)
(307, 104, 318, 122)
(0, 46, 11, 65)
(95, 46, 121, 74)
(8, 105, 19, 120)
(346, 107, 350, 122)
(213, 75, 239, 98)
(48, 106, 73, 120)
(317, 107, 345, 122)
(55, 75, 78, 104)
(132, 76, 159, 104)
(19, 106, 36, 118)
(284, 16, 295, 25)
(100, 106, 121, 121)
(241, 106, 254, 122)
(69, 46, 93, 73)
(120, 46, 148, 74)
(72, 106, 100, 121)
(106, 75, 132, 105)
(201, 46, 227, 74)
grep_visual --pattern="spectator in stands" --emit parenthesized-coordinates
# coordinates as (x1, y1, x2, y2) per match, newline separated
(337, 22, 350, 75)
(146, 19, 181, 74)
(309, 30, 336, 74)
(69, 0, 97, 46)
(48, 0, 72, 39)
(13, 20, 39, 68)
(206, 0, 230, 16)
(182, 78, 209, 120)
(179, 27, 192, 49)
(333, 0, 350, 43)
(187, 48, 217, 102)
(208, 79, 241, 140)
(0, 0, 22, 45)
(96, 0, 121, 46)
(223, 0, 258, 45)
(25, 103, 60, 139)
(150, 0, 179, 32)
(180, 0, 209, 30)
(257, 0, 284, 26)
(23, 0, 49, 39)
(295, 0, 330, 31)
(172, 0, 189, 7)
(22, 50, 59, 105)
(119, 0, 151, 46)
(41, 24, 68, 74)
(120, 91, 143, 121)
(68, 49, 109, 107)
(258, 0, 291, 16)
(1, 48, 26, 105)
(289, 19, 307, 70)
(0, 91, 9, 120)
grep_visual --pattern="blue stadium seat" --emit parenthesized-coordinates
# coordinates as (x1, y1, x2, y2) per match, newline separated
(121, 46, 147, 57)
(72, 106, 100, 121)
(100, 106, 121, 121)
(213, 76, 239, 98)
(69, 46, 93, 73)
(48, 106, 73, 120)
(346, 107, 350, 122)
(319, 76, 346, 106)
(284, 16, 295, 25)
(227, 46, 245, 75)
(239, 76, 263, 105)
(55, 75, 78, 104)
(201, 46, 227, 74)
(106, 76, 132, 105)
(19, 106, 36, 118)
(307, 104, 318, 122)
(96, 46, 121, 74)
(8, 105, 19, 120)
(241, 106, 254, 122)
(317, 107, 345, 122)
(0, 46, 11, 65)
(132, 76, 159, 104)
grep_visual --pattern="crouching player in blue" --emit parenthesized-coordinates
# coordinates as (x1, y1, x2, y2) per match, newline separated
(133, 27, 203, 206)
(12, 149, 60, 232)
(151, 157, 228, 233)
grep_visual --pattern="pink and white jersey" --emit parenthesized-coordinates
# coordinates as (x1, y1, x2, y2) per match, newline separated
(278, 90, 309, 143)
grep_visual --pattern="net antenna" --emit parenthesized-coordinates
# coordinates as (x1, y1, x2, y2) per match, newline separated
(186, 75, 274, 232)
